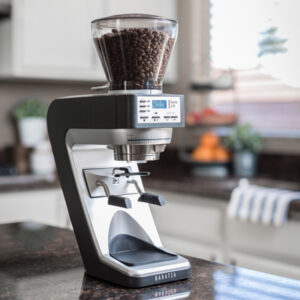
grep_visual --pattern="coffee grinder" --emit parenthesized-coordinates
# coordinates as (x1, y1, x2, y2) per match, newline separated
(48, 14, 191, 288)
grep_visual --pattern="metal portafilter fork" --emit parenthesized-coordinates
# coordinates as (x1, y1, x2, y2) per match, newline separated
(96, 167, 165, 208)
(113, 167, 165, 206)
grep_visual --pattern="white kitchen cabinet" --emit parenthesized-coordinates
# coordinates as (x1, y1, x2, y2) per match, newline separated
(148, 188, 300, 279)
(150, 189, 226, 245)
(0, 0, 104, 81)
(226, 219, 300, 265)
(0, 0, 178, 83)
(149, 189, 227, 264)
(160, 233, 224, 263)
(229, 252, 300, 280)
(0, 188, 70, 228)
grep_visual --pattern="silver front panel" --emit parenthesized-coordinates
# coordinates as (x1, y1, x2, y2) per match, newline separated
(83, 167, 138, 198)
(65, 129, 190, 278)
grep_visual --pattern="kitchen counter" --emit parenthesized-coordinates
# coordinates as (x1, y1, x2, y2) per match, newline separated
(142, 158, 300, 200)
(141, 151, 300, 213)
(1, 223, 300, 299)
(143, 175, 300, 210)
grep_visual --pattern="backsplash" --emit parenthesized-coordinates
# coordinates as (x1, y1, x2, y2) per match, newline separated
(142, 149, 300, 183)
(258, 153, 300, 181)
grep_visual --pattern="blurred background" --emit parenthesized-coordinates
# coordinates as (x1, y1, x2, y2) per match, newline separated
(0, 0, 300, 280)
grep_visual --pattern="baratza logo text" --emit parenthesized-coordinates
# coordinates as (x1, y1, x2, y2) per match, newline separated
(154, 272, 177, 282)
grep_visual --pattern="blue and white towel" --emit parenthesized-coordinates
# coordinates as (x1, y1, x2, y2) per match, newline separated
(227, 179, 300, 226)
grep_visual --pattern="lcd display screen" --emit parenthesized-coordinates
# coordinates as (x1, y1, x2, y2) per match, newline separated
(152, 100, 167, 109)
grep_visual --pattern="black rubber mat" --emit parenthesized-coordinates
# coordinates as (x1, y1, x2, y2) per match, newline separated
(110, 234, 177, 266)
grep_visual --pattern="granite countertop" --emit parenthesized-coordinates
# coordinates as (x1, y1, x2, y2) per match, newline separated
(1, 223, 300, 299)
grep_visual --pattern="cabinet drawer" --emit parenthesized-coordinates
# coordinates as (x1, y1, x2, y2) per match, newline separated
(150, 190, 226, 245)
(160, 234, 224, 263)
(0, 188, 67, 227)
(227, 219, 300, 262)
(229, 251, 300, 280)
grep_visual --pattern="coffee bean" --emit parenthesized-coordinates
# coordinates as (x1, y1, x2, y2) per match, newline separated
(94, 27, 175, 90)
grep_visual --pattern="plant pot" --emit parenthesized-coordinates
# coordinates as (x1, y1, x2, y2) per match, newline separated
(17, 117, 47, 147)
(233, 150, 258, 177)
(29, 140, 55, 176)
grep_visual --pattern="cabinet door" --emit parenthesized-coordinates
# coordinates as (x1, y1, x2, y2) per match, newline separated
(161, 234, 224, 263)
(12, 0, 105, 81)
(229, 252, 300, 280)
(0, 188, 67, 227)
(150, 189, 226, 245)
(106, 0, 178, 83)
(227, 219, 300, 263)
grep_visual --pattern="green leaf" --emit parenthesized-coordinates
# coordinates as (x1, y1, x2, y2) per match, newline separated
(13, 99, 48, 120)
(225, 124, 261, 152)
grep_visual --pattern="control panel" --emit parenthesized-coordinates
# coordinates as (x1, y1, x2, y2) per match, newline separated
(137, 96, 181, 124)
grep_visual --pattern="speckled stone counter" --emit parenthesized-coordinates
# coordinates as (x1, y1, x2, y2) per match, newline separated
(1, 223, 300, 299)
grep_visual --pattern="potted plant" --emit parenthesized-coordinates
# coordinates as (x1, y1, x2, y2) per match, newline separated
(13, 98, 48, 147)
(226, 124, 261, 177)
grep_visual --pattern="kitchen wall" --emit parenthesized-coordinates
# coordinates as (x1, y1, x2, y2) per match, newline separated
(0, 81, 92, 146)
(0, 0, 195, 148)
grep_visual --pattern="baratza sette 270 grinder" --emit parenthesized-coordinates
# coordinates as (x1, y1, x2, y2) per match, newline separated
(48, 14, 191, 288)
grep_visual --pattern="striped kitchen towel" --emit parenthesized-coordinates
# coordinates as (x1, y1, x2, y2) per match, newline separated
(227, 179, 300, 226)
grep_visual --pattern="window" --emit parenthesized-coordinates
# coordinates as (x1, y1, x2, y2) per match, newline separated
(211, 0, 299, 86)
(209, 0, 300, 136)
